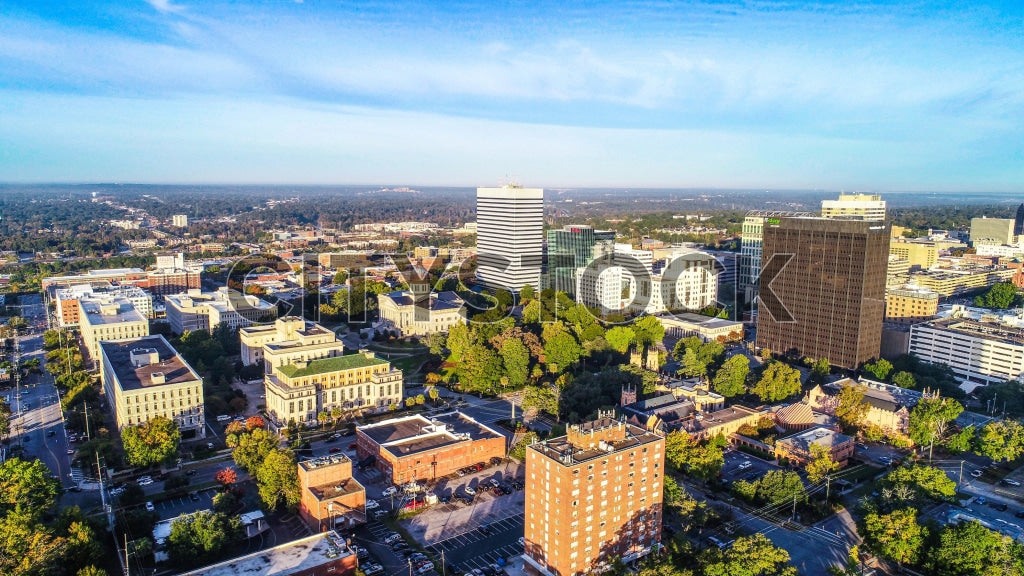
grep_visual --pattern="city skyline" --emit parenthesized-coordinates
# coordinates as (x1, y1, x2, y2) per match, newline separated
(2, 1, 1023, 191)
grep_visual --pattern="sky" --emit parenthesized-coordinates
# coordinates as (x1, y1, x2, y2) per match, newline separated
(1, 0, 1023, 191)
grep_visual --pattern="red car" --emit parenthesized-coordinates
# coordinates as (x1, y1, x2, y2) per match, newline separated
(329, 447, 341, 453)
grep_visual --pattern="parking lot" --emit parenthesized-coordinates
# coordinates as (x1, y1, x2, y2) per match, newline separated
(720, 448, 779, 482)
(425, 513, 525, 572)
(151, 487, 220, 521)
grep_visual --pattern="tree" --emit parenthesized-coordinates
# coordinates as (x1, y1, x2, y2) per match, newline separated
(711, 354, 749, 398)
(244, 415, 266, 431)
(862, 508, 926, 568)
(0, 509, 66, 576)
(519, 285, 535, 302)
(908, 397, 964, 456)
(332, 270, 348, 285)
(753, 470, 806, 505)
(926, 519, 1024, 575)
(0, 458, 60, 519)
(212, 491, 238, 514)
(974, 282, 1021, 309)
(702, 533, 797, 576)
(77, 567, 109, 576)
(0, 399, 11, 437)
(444, 322, 471, 363)
(498, 338, 530, 388)
(231, 427, 279, 472)
(679, 348, 706, 378)
(522, 382, 560, 419)
(810, 357, 830, 383)
(168, 510, 243, 567)
(458, 343, 503, 393)
(827, 546, 864, 576)
(424, 332, 446, 356)
(214, 467, 238, 489)
(751, 362, 802, 403)
(664, 431, 725, 482)
(862, 358, 893, 380)
(121, 416, 181, 467)
(317, 411, 330, 430)
(975, 419, 1024, 462)
(805, 444, 840, 485)
(256, 449, 300, 511)
(945, 424, 975, 453)
(632, 315, 665, 348)
(834, 384, 871, 430)
(605, 326, 635, 354)
(428, 386, 439, 404)
(542, 322, 583, 373)
(891, 370, 916, 389)
(883, 465, 956, 505)
(62, 517, 104, 574)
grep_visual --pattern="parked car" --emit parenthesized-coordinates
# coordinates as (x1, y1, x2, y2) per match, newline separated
(189, 492, 200, 501)
(373, 509, 388, 520)
(365, 499, 380, 510)
(464, 486, 476, 496)
(329, 447, 341, 454)
(737, 460, 752, 470)
(382, 486, 399, 497)
(145, 501, 155, 512)
(479, 523, 491, 534)
(971, 469, 984, 478)
(518, 536, 525, 547)
(384, 533, 402, 544)
(137, 476, 154, 486)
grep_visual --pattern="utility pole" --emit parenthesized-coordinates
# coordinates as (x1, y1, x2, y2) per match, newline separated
(958, 460, 964, 488)
(791, 493, 797, 521)
(441, 550, 446, 576)
(84, 400, 90, 440)
(124, 533, 130, 576)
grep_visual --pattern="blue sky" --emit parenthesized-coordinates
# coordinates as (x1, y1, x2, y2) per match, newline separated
(1, 1, 1023, 190)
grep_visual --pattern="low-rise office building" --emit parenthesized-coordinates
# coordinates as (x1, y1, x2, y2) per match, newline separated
(297, 454, 366, 532)
(885, 285, 939, 325)
(165, 288, 277, 335)
(377, 290, 466, 336)
(55, 284, 154, 327)
(656, 312, 743, 343)
(910, 267, 1015, 297)
(264, 351, 403, 428)
(775, 426, 855, 467)
(178, 530, 357, 576)
(79, 296, 150, 361)
(355, 412, 505, 485)
(98, 334, 205, 438)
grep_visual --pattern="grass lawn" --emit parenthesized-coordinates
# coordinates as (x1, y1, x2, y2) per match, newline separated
(390, 353, 432, 374)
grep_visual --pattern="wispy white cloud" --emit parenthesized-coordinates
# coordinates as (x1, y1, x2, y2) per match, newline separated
(145, 0, 185, 14)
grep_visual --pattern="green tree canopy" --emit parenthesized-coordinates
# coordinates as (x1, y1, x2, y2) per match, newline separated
(834, 384, 871, 430)
(908, 396, 964, 450)
(121, 416, 181, 467)
(974, 282, 1022, 309)
(498, 337, 531, 388)
(664, 431, 726, 482)
(926, 519, 1024, 576)
(605, 326, 636, 354)
(541, 321, 584, 373)
(752, 470, 807, 505)
(168, 510, 243, 567)
(862, 508, 926, 568)
(882, 465, 957, 506)
(810, 357, 830, 383)
(632, 315, 665, 348)
(805, 443, 840, 485)
(862, 358, 893, 380)
(0, 458, 60, 519)
(752, 362, 802, 403)
(229, 427, 280, 472)
(975, 419, 1024, 462)
(256, 449, 300, 511)
(711, 354, 749, 398)
(702, 533, 797, 576)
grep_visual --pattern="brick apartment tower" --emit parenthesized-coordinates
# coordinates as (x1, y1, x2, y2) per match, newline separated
(755, 217, 890, 370)
(523, 413, 665, 576)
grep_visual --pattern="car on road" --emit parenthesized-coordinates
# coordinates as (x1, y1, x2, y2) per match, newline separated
(975, 496, 987, 505)
(138, 476, 154, 486)
(1002, 478, 1021, 486)
(145, 501, 155, 512)
(1015, 510, 1024, 519)
(971, 469, 984, 478)
(382, 486, 398, 497)
(737, 460, 752, 470)
(66, 448, 74, 455)
(518, 536, 525, 547)
(329, 447, 341, 453)
(364, 499, 380, 510)
(464, 486, 476, 496)
(110, 486, 126, 496)
(185, 469, 196, 476)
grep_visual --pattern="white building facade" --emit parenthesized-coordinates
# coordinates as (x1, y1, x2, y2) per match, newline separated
(475, 185, 544, 293)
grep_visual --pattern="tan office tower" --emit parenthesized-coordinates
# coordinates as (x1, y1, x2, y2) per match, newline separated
(523, 415, 665, 576)
(756, 217, 890, 370)
(821, 193, 887, 221)
(476, 185, 544, 293)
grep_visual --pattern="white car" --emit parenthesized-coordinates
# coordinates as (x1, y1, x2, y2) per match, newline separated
(971, 469, 984, 478)
(737, 461, 752, 470)
(145, 501, 155, 512)
(518, 536, 525, 547)
(364, 499, 380, 510)
(382, 486, 398, 497)
(137, 476, 154, 486)
(464, 486, 476, 496)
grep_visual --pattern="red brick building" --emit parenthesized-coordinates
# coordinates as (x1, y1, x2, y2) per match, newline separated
(297, 454, 367, 533)
(524, 414, 665, 576)
(355, 412, 506, 485)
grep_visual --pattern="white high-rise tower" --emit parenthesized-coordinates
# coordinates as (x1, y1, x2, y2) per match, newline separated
(476, 184, 544, 293)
